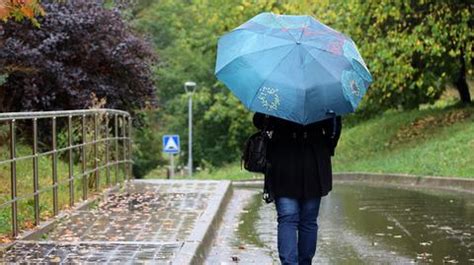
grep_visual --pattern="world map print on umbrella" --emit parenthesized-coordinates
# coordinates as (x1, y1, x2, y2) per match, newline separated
(341, 69, 367, 109)
(343, 41, 372, 81)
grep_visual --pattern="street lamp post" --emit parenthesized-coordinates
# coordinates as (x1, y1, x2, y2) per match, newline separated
(184, 81, 196, 177)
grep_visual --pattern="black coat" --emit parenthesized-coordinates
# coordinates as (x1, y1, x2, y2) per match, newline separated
(253, 113, 342, 198)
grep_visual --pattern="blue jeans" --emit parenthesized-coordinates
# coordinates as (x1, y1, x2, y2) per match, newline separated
(275, 197, 322, 265)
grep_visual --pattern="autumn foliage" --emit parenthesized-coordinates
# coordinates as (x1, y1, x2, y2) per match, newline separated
(0, 0, 44, 26)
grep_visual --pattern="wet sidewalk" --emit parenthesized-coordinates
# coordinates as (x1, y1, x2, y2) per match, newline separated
(1, 179, 231, 264)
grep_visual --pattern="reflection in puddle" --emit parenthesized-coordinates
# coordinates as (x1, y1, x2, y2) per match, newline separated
(222, 183, 474, 264)
(331, 184, 473, 264)
(238, 192, 265, 249)
(206, 188, 274, 264)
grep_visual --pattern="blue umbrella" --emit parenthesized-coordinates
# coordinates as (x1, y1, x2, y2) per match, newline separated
(215, 12, 373, 125)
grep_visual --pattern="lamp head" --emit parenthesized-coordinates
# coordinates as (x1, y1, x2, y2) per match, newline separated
(184, 81, 197, 94)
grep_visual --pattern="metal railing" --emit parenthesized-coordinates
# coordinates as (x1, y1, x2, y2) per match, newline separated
(0, 109, 132, 237)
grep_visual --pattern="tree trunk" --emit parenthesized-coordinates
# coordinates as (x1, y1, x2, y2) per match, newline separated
(455, 48, 471, 103)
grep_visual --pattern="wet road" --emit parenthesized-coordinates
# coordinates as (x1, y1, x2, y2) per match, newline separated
(206, 182, 474, 264)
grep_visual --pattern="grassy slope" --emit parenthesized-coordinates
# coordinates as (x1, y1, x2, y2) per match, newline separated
(333, 105, 474, 178)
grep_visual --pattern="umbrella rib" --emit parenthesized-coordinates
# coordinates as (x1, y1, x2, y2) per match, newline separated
(300, 41, 344, 57)
(270, 13, 297, 42)
(301, 44, 342, 85)
(248, 45, 298, 110)
(215, 43, 295, 74)
(297, 16, 311, 43)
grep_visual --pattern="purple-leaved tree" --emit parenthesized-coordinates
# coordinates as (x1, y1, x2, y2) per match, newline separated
(0, 0, 157, 113)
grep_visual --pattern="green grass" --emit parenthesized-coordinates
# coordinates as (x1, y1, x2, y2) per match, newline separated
(333, 104, 474, 178)
(193, 163, 259, 180)
(145, 163, 259, 180)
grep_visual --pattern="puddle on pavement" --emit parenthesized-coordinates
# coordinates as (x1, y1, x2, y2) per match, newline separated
(206, 188, 274, 264)
(237, 191, 265, 249)
(207, 183, 474, 264)
(325, 184, 474, 264)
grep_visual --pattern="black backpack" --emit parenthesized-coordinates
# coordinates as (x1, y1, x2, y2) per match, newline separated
(242, 130, 274, 203)
(242, 121, 274, 203)
(242, 131, 269, 173)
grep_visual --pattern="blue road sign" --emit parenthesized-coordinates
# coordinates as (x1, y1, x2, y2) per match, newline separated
(163, 135, 180, 154)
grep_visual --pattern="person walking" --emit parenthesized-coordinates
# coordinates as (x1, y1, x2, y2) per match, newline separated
(215, 13, 369, 262)
(253, 112, 342, 265)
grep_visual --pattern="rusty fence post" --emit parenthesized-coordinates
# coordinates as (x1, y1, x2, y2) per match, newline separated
(128, 115, 133, 180)
(115, 114, 119, 184)
(10, 119, 18, 237)
(32, 118, 40, 226)
(121, 115, 126, 182)
(52, 117, 58, 216)
(68, 115, 74, 207)
(105, 113, 110, 186)
(82, 114, 87, 200)
(94, 113, 99, 191)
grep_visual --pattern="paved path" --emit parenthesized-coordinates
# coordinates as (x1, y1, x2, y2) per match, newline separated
(1, 179, 231, 264)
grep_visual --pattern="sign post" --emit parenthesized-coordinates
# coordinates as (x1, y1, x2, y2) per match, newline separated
(162, 135, 180, 178)
(169, 154, 174, 178)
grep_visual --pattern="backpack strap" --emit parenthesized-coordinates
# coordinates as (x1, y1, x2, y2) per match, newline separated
(326, 110, 337, 139)
(263, 162, 274, 203)
(265, 114, 272, 129)
(262, 114, 274, 203)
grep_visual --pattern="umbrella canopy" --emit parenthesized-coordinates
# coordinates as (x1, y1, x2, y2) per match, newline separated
(215, 12, 373, 125)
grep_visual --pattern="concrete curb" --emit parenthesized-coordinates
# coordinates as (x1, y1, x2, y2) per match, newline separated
(333, 172, 474, 194)
(232, 179, 264, 187)
(172, 180, 233, 265)
(231, 173, 474, 194)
